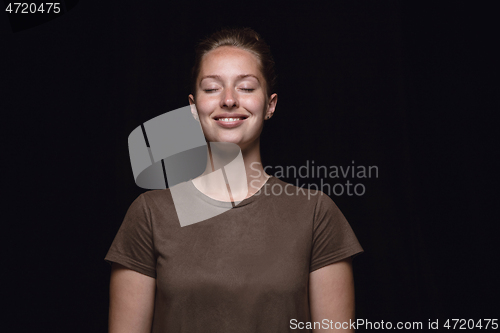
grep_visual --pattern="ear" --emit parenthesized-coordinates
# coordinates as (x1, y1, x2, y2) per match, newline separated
(188, 94, 199, 121)
(264, 93, 278, 120)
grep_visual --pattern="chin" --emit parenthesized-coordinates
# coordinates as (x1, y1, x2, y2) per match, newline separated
(214, 138, 248, 151)
(212, 134, 243, 144)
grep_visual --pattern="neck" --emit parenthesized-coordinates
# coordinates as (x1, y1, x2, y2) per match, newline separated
(192, 138, 270, 201)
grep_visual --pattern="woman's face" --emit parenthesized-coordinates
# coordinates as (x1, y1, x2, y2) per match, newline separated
(189, 46, 277, 151)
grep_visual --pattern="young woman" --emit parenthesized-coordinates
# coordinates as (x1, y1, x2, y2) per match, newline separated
(105, 27, 363, 332)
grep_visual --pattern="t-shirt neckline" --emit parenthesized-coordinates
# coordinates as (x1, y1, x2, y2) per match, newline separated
(187, 176, 276, 208)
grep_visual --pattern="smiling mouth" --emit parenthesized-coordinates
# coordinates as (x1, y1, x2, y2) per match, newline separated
(215, 117, 246, 122)
(213, 116, 248, 128)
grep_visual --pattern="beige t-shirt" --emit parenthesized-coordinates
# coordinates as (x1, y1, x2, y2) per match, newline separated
(105, 176, 363, 332)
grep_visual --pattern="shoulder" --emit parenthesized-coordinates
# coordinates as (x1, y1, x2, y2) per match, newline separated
(137, 188, 176, 213)
(263, 177, 331, 210)
(140, 188, 174, 202)
(267, 178, 344, 224)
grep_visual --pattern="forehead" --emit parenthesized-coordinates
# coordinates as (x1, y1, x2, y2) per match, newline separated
(199, 46, 262, 77)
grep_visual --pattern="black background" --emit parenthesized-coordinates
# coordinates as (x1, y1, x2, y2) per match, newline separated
(2, 1, 498, 332)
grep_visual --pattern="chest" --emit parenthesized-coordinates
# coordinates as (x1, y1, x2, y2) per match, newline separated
(153, 208, 313, 303)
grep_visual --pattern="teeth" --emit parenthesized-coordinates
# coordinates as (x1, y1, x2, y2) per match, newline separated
(218, 118, 242, 121)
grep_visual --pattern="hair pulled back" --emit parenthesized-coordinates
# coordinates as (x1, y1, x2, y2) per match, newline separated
(190, 27, 277, 98)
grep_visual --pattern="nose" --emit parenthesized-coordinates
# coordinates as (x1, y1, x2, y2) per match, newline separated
(221, 87, 238, 109)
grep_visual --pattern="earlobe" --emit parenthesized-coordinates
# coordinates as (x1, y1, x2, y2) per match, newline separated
(188, 94, 199, 121)
(265, 93, 278, 120)
(191, 107, 199, 121)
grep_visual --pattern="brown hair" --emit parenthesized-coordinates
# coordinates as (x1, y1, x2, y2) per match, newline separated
(190, 27, 277, 98)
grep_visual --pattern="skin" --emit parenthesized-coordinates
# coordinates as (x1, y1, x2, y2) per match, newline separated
(188, 46, 277, 200)
(108, 45, 355, 333)
(108, 263, 155, 333)
(309, 258, 355, 332)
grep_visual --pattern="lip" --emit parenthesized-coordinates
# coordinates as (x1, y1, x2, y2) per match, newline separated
(214, 117, 247, 128)
(213, 113, 249, 129)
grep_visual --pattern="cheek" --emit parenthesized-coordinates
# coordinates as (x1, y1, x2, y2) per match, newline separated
(244, 97, 267, 115)
(194, 95, 216, 115)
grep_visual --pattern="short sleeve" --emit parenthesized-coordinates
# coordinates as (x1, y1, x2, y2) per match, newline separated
(104, 193, 157, 278)
(310, 193, 364, 272)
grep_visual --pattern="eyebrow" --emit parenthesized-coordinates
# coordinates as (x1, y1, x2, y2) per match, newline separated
(199, 74, 260, 83)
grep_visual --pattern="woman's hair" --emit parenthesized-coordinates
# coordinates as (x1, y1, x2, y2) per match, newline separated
(190, 27, 277, 98)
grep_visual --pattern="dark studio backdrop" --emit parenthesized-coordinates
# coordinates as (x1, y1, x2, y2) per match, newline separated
(3, 1, 498, 332)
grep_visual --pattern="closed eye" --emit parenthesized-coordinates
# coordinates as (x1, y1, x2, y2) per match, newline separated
(240, 88, 255, 92)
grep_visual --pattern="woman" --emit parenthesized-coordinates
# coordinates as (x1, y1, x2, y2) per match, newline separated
(105, 27, 363, 332)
